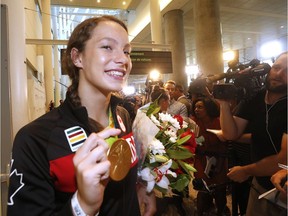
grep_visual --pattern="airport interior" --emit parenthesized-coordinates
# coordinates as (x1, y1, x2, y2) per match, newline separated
(1, 0, 287, 215)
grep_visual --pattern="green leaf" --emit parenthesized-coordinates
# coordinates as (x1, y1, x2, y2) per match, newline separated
(170, 174, 190, 192)
(146, 99, 159, 116)
(151, 107, 161, 115)
(154, 155, 169, 163)
(170, 160, 179, 169)
(178, 160, 197, 174)
(166, 149, 193, 160)
(154, 184, 168, 194)
(176, 135, 191, 145)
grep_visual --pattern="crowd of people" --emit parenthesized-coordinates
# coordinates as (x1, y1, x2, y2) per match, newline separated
(6, 14, 287, 216)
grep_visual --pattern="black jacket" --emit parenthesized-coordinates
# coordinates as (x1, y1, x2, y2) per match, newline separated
(7, 95, 140, 216)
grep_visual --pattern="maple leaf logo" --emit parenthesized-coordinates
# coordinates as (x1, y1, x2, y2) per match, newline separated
(7, 159, 25, 206)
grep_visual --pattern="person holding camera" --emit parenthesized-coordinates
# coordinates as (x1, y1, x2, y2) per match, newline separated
(217, 51, 287, 216)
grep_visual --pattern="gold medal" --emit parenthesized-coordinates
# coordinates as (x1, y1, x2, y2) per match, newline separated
(107, 139, 132, 181)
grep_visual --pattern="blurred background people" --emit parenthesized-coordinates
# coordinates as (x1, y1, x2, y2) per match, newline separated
(174, 83, 192, 117)
(164, 80, 188, 118)
(191, 97, 230, 216)
(150, 86, 170, 113)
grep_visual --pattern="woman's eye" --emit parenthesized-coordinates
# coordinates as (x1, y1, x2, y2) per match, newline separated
(124, 50, 130, 55)
(102, 45, 112, 50)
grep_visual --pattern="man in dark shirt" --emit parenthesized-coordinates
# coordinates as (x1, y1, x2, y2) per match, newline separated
(217, 51, 287, 216)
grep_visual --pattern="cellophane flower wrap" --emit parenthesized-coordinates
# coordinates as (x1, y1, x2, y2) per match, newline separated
(133, 99, 201, 197)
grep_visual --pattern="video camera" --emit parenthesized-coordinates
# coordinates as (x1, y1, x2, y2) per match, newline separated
(188, 59, 271, 101)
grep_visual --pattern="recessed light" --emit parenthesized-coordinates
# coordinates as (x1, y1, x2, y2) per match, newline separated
(122, 1, 126, 5)
(97, 0, 101, 3)
(280, 25, 284, 29)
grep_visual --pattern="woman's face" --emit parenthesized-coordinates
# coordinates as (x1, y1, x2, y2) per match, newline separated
(76, 21, 132, 95)
(159, 98, 169, 112)
(194, 101, 207, 119)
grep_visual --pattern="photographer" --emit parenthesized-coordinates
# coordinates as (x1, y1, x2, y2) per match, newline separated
(217, 51, 287, 216)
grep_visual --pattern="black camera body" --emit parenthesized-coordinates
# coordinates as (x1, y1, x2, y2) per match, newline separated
(212, 84, 239, 100)
(212, 64, 269, 101)
(188, 60, 271, 101)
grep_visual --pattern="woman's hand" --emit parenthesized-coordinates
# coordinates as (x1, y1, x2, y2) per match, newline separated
(137, 183, 157, 216)
(73, 128, 121, 215)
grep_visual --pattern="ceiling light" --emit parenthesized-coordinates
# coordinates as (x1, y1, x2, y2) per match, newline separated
(122, 1, 126, 5)
(260, 41, 282, 59)
(122, 86, 135, 95)
(223, 51, 235, 61)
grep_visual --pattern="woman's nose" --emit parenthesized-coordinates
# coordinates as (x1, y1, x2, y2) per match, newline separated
(114, 50, 129, 64)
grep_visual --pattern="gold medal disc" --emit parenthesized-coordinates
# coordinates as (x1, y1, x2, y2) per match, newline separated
(107, 139, 132, 181)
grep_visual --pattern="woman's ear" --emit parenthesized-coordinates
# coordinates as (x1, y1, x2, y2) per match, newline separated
(70, 48, 83, 68)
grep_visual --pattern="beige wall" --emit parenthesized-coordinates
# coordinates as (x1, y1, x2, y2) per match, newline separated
(25, 0, 47, 121)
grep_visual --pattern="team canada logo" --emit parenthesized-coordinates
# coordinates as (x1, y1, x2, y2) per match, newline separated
(65, 126, 87, 152)
(8, 159, 25, 206)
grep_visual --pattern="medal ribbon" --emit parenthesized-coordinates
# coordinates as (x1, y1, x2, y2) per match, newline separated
(105, 106, 118, 148)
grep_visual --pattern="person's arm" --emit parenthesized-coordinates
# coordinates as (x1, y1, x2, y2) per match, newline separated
(218, 100, 248, 140)
(73, 128, 121, 216)
(236, 133, 252, 144)
(136, 183, 156, 216)
(228, 133, 287, 182)
(7, 127, 73, 216)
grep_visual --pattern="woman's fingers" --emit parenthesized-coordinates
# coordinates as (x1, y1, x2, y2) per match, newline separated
(73, 128, 122, 181)
(75, 128, 121, 159)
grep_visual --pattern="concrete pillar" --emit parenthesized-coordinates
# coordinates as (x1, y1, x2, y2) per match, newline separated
(163, 10, 187, 88)
(2, 0, 28, 137)
(194, 0, 224, 76)
(149, 0, 162, 45)
(42, 0, 54, 109)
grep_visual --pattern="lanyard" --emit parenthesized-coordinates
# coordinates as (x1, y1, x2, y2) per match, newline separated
(105, 106, 118, 148)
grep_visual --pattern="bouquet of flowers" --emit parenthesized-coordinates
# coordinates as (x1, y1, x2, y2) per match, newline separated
(133, 99, 203, 196)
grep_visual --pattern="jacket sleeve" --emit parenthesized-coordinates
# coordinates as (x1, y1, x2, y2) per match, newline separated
(7, 126, 73, 216)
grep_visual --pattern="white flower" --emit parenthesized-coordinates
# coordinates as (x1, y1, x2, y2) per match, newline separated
(158, 113, 180, 128)
(169, 118, 181, 130)
(182, 121, 188, 128)
(140, 159, 176, 193)
(164, 129, 176, 137)
(149, 138, 166, 155)
(164, 130, 177, 143)
(158, 113, 172, 122)
(150, 114, 160, 126)
(169, 136, 177, 143)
